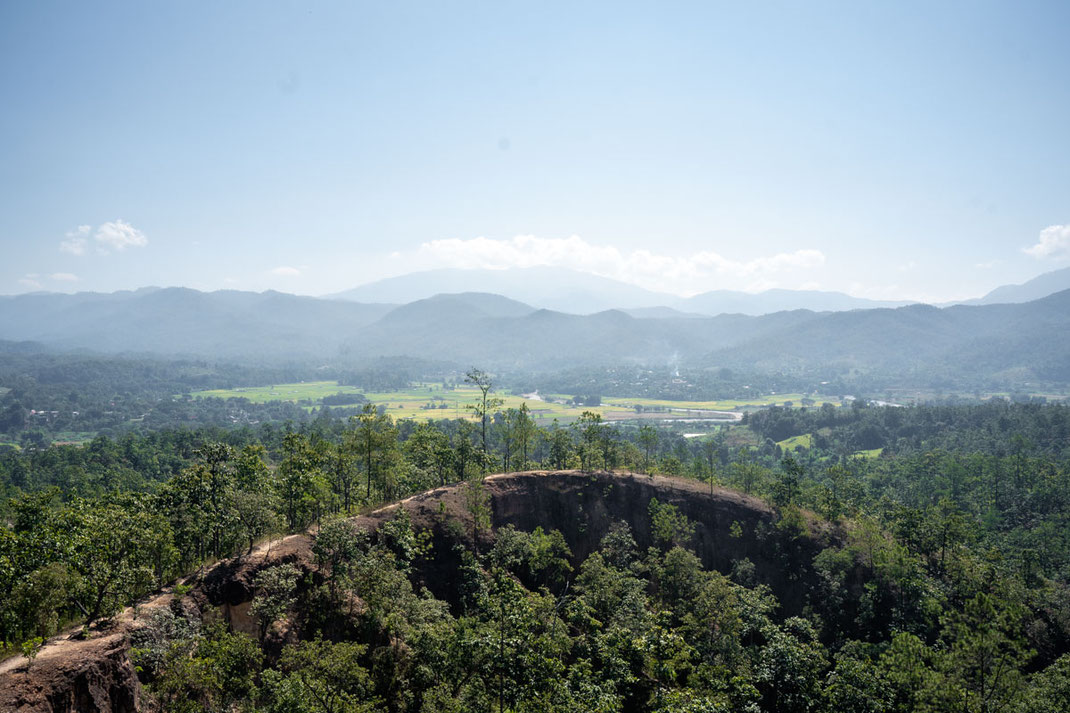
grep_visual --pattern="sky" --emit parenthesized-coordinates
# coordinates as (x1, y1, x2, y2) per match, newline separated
(1, 1, 1068, 302)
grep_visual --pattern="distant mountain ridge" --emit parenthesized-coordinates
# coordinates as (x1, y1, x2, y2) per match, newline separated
(965, 266, 1070, 305)
(330, 266, 912, 316)
(0, 288, 396, 361)
(1, 285, 1069, 386)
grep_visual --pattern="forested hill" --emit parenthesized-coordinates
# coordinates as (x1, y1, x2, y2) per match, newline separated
(1, 287, 1069, 387)
(0, 288, 396, 362)
(706, 288, 1070, 381)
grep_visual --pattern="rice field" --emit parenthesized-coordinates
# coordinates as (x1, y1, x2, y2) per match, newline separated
(190, 381, 366, 404)
(189, 381, 828, 424)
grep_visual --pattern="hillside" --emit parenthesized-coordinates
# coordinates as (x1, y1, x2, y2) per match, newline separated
(1, 287, 1069, 387)
(967, 266, 1070, 305)
(0, 288, 396, 362)
(707, 288, 1070, 382)
(0, 470, 829, 712)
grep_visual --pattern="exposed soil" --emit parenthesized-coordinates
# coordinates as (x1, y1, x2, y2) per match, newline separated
(0, 470, 833, 711)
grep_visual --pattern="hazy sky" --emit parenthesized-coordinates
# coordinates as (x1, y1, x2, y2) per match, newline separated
(2, 1, 1068, 302)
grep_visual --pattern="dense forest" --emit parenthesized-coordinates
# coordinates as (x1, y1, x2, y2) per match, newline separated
(0, 349, 452, 446)
(2, 394, 1070, 711)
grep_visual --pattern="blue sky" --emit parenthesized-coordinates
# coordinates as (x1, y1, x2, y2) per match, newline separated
(2, 1, 1068, 301)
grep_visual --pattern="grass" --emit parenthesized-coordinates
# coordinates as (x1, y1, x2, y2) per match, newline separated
(190, 382, 830, 425)
(777, 433, 813, 451)
(852, 448, 884, 459)
(342, 386, 602, 424)
(191, 382, 590, 423)
(50, 431, 97, 446)
(190, 381, 365, 404)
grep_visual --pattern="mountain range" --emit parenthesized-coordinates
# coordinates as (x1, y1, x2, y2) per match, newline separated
(0, 288, 395, 362)
(329, 267, 915, 315)
(332, 265, 1070, 316)
(2, 283, 1069, 386)
(963, 266, 1070, 306)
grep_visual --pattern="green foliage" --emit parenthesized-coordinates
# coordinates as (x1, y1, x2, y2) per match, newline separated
(20, 635, 43, 662)
(65, 498, 175, 626)
(145, 617, 262, 713)
(1, 396, 1070, 713)
(272, 638, 381, 713)
(489, 525, 573, 592)
(252, 563, 301, 643)
(648, 498, 695, 550)
(1021, 653, 1070, 713)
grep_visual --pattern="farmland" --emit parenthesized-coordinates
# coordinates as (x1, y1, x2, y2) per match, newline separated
(189, 381, 823, 424)
(776, 433, 813, 452)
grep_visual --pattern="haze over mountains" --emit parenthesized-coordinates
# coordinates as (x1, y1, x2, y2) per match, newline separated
(330, 266, 915, 315)
(3, 275, 1070, 386)
(332, 265, 1070, 315)
(960, 266, 1070, 306)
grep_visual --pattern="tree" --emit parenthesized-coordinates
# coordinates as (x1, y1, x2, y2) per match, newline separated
(66, 499, 174, 628)
(465, 368, 503, 468)
(701, 436, 719, 494)
(331, 436, 360, 514)
(772, 456, 803, 508)
(405, 421, 452, 486)
(278, 433, 325, 531)
(464, 477, 492, 547)
(147, 618, 263, 713)
(453, 420, 480, 482)
(195, 443, 236, 556)
(648, 498, 695, 550)
(251, 563, 301, 643)
(575, 411, 608, 471)
(160, 445, 244, 564)
(546, 420, 573, 470)
(275, 638, 380, 713)
(232, 444, 280, 553)
(1021, 653, 1070, 713)
(354, 404, 398, 501)
(941, 591, 1032, 713)
(730, 447, 764, 495)
(638, 424, 658, 473)
(514, 402, 537, 469)
(498, 408, 517, 473)
(754, 618, 828, 713)
(233, 489, 281, 554)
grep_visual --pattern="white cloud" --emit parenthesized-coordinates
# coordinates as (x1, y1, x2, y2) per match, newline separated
(1024, 224, 1070, 259)
(59, 221, 148, 255)
(413, 234, 826, 296)
(270, 266, 301, 276)
(94, 219, 148, 252)
(59, 225, 91, 255)
(18, 275, 42, 290)
(50, 272, 79, 282)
